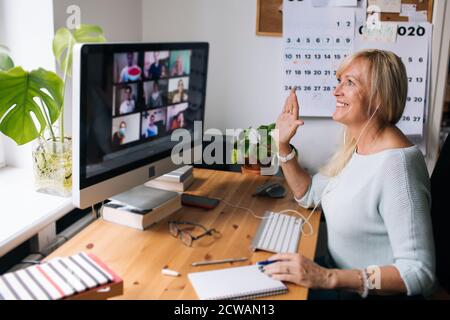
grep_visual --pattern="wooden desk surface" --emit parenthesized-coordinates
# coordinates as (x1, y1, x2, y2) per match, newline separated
(47, 169, 321, 300)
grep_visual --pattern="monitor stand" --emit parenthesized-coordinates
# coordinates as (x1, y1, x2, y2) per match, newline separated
(109, 184, 179, 210)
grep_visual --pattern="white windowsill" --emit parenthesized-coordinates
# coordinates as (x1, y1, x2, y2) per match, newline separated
(0, 166, 74, 257)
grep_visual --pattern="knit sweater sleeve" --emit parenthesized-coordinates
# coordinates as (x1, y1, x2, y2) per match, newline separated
(378, 150, 436, 296)
(295, 172, 330, 209)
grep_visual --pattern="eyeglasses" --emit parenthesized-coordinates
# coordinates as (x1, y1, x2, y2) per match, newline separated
(168, 221, 219, 247)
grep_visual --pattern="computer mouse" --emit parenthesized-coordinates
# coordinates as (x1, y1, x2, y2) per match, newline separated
(253, 182, 287, 198)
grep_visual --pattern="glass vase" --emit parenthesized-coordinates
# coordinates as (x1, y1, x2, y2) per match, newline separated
(32, 137, 72, 197)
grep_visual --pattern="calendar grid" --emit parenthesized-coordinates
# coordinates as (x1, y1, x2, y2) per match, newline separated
(283, 1, 432, 136)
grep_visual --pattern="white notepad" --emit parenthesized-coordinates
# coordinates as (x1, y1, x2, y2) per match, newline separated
(188, 265, 288, 300)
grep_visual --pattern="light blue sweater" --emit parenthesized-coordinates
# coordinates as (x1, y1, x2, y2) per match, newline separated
(297, 146, 436, 296)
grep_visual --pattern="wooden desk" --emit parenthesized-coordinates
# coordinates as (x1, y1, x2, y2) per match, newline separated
(46, 169, 321, 300)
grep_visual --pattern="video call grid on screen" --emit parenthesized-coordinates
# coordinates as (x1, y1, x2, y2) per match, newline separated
(112, 50, 192, 146)
(78, 43, 208, 187)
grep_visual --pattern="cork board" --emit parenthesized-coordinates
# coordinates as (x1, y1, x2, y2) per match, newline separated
(256, 0, 433, 38)
(380, 0, 433, 23)
(256, 0, 283, 37)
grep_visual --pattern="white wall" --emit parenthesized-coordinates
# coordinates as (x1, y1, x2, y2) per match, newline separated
(0, 0, 56, 169)
(1, 0, 342, 172)
(53, 0, 143, 136)
(1, 0, 444, 173)
(0, 0, 143, 169)
(142, 0, 341, 173)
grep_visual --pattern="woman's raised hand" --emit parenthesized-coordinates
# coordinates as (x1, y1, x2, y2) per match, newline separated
(275, 89, 304, 147)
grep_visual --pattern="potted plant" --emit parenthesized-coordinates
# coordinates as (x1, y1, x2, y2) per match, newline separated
(231, 123, 297, 175)
(0, 25, 106, 197)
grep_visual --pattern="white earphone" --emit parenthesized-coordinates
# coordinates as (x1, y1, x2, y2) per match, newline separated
(297, 103, 381, 232)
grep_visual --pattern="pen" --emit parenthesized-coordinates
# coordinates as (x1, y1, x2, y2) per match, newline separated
(161, 268, 180, 277)
(256, 260, 280, 266)
(191, 257, 248, 267)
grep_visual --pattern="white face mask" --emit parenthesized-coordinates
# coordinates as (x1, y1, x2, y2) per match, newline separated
(152, 92, 159, 99)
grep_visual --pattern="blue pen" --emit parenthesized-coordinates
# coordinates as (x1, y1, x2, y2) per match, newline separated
(256, 260, 280, 266)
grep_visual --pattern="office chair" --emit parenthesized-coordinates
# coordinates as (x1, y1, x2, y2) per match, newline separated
(430, 133, 450, 298)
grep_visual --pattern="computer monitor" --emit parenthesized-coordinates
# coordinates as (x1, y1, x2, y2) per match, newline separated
(72, 42, 209, 209)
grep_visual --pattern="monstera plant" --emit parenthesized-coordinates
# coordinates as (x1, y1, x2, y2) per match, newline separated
(52, 24, 107, 142)
(0, 25, 106, 197)
(0, 66, 64, 144)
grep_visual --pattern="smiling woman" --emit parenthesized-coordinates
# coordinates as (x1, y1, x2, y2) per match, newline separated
(271, 49, 436, 300)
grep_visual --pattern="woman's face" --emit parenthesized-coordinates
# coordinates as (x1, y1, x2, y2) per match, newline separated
(119, 122, 126, 137)
(176, 57, 182, 69)
(332, 58, 371, 126)
(177, 80, 184, 91)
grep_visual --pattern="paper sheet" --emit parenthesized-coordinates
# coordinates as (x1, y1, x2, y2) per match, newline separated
(283, 1, 355, 116)
(368, 0, 401, 13)
(360, 22, 398, 42)
(355, 22, 432, 136)
(312, 0, 357, 7)
(400, 4, 428, 22)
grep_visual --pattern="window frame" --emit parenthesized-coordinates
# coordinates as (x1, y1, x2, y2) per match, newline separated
(0, 135, 5, 168)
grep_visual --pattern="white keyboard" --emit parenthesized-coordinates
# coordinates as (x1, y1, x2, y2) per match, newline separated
(251, 211, 303, 253)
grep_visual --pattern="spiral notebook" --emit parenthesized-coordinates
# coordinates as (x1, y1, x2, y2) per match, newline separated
(188, 265, 288, 300)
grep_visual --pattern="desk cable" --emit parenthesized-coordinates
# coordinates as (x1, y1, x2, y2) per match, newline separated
(218, 198, 316, 237)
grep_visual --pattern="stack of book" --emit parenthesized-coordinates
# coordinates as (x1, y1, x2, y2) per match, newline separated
(102, 187, 181, 230)
(144, 165, 194, 192)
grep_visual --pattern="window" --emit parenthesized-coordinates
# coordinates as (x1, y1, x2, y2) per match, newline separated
(0, 135, 5, 168)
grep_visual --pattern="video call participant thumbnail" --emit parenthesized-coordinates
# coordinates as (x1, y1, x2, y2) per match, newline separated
(112, 121, 127, 148)
(144, 80, 168, 108)
(117, 85, 137, 115)
(116, 52, 142, 83)
(141, 108, 167, 139)
(166, 103, 188, 132)
(147, 114, 158, 137)
(169, 50, 191, 77)
(145, 51, 169, 80)
(170, 112, 185, 130)
(111, 113, 141, 149)
(168, 77, 189, 104)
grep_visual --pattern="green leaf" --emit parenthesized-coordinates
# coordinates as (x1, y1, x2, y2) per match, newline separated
(231, 149, 238, 164)
(53, 24, 106, 76)
(0, 45, 14, 71)
(0, 67, 64, 145)
(258, 125, 268, 131)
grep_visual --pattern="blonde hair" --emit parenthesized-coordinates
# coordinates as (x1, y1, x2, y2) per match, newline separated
(321, 49, 408, 177)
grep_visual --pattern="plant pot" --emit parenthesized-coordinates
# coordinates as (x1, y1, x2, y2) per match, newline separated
(32, 137, 72, 197)
(241, 157, 273, 175)
(241, 163, 262, 175)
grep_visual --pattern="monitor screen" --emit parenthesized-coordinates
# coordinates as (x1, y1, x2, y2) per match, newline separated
(75, 43, 209, 192)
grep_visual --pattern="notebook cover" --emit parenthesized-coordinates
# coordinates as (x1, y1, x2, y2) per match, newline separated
(188, 265, 288, 300)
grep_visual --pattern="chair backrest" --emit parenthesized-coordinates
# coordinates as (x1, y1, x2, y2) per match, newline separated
(430, 133, 450, 293)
